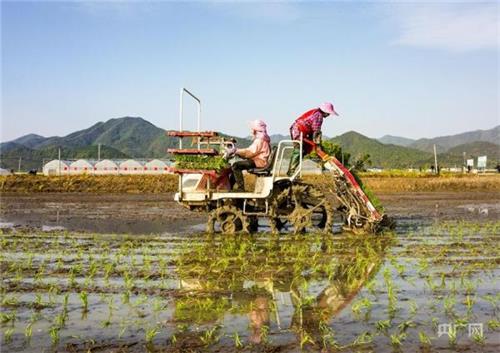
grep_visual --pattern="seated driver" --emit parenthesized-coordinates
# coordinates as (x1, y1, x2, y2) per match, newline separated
(230, 120, 271, 191)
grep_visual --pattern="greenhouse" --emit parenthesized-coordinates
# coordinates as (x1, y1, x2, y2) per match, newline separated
(94, 159, 119, 174)
(119, 159, 145, 174)
(144, 159, 169, 174)
(69, 159, 94, 174)
(42, 160, 71, 176)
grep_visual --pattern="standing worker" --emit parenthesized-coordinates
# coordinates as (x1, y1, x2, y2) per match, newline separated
(287, 102, 340, 176)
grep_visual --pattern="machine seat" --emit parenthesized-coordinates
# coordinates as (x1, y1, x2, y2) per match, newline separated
(248, 146, 277, 176)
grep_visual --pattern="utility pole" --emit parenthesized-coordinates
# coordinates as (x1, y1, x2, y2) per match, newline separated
(433, 144, 438, 175)
(58, 148, 61, 176)
(463, 151, 466, 174)
(18, 157, 22, 173)
(98, 143, 101, 161)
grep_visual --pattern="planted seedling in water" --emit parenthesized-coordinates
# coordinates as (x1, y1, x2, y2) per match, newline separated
(79, 291, 89, 314)
(418, 331, 432, 347)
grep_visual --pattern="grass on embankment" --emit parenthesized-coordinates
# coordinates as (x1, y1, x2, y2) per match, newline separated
(1, 173, 499, 194)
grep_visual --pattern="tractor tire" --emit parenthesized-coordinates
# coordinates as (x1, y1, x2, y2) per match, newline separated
(269, 183, 334, 235)
(206, 205, 250, 235)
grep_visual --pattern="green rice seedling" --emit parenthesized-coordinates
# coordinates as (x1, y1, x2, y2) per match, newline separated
(79, 291, 89, 312)
(55, 255, 64, 271)
(430, 317, 440, 330)
(318, 322, 339, 350)
(104, 262, 114, 283)
(409, 300, 418, 317)
(232, 331, 243, 348)
(121, 290, 130, 305)
(200, 325, 220, 345)
(118, 321, 129, 338)
(397, 320, 415, 333)
(152, 298, 163, 313)
(448, 326, 457, 346)
(440, 273, 447, 288)
(472, 330, 486, 345)
(486, 319, 499, 331)
(54, 311, 67, 328)
(418, 331, 432, 346)
(482, 294, 498, 312)
(417, 259, 429, 275)
(1, 295, 19, 307)
(353, 331, 373, 345)
(260, 324, 269, 344)
(376, 319, 391, 333)
(443, 295, 456, 317)
(464, 295, 475, 314)
(425, 275, 437, 292)
(3, 327, 14, 343)
(389, 332, 407, 347)
(24, 322, 33, 343)
(0, 311, 16, 324)
(62, 293, 69, 311)
(299, 329, 315, 349)
(464, 279, 477, 296)
(145, 326, 160, 344)
(68, 268, 77, 287)
(26, 252, 34, 270)
(351, 297, 373, 321)
(49, 325, 60, 345)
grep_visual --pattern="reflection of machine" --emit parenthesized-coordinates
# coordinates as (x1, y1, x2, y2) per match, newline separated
(172, 234, 390, 345)
(169, 88, 389, 234)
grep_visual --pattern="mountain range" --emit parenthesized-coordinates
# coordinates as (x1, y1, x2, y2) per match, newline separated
(378, 126, 500, 153)
(1, 117, 498, 171)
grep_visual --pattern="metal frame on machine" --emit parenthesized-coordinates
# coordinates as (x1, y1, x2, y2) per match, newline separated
(174, 88, 304, 205)
(178, 88, 201, 149)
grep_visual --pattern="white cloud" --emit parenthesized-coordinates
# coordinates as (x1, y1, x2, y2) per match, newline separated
(389, 2, 499, 51)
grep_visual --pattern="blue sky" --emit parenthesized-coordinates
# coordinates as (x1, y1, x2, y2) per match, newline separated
(1, 0, 498, 142)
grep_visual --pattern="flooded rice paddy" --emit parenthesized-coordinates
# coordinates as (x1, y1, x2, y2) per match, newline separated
(1, 192, 499, 352)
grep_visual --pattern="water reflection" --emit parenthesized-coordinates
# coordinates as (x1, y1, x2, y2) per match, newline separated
(173, 233, 392, 347)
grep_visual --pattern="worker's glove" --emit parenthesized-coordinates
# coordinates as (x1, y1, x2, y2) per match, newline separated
(312, 131, 322, 145)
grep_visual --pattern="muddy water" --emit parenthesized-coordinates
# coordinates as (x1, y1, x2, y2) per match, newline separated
(0, 193, 205, 234)
(0, 191, 499, 352)
(1, 192, 498, 234)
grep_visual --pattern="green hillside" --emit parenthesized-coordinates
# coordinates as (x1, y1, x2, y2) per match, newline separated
(434, 141, 499, 168)
(1, 117, 253, 171)
(30, 117, 171, 158)
(330, 131, 432, 169)
(377, 135, 415, 147)
(3, 117, 498, 171)
(0, 144, 130, 171)
(409, 125, 500, 153)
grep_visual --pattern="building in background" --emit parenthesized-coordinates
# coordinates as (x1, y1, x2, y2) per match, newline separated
(42, 159, 174, 175)
(144, 159, 170, 174)
(43, 160, 71, 176)
(69, 159, 94, 174)
(119, 160, 145, 174)
(94, 159, 119, 174)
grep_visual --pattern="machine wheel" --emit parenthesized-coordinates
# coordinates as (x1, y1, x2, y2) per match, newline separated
(269, 183, 333, 234)
(206, 205, 250, 234)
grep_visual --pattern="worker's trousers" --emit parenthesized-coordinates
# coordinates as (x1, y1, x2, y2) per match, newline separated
(231, 159, 256, 191)
(286, 144, 302, 176)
